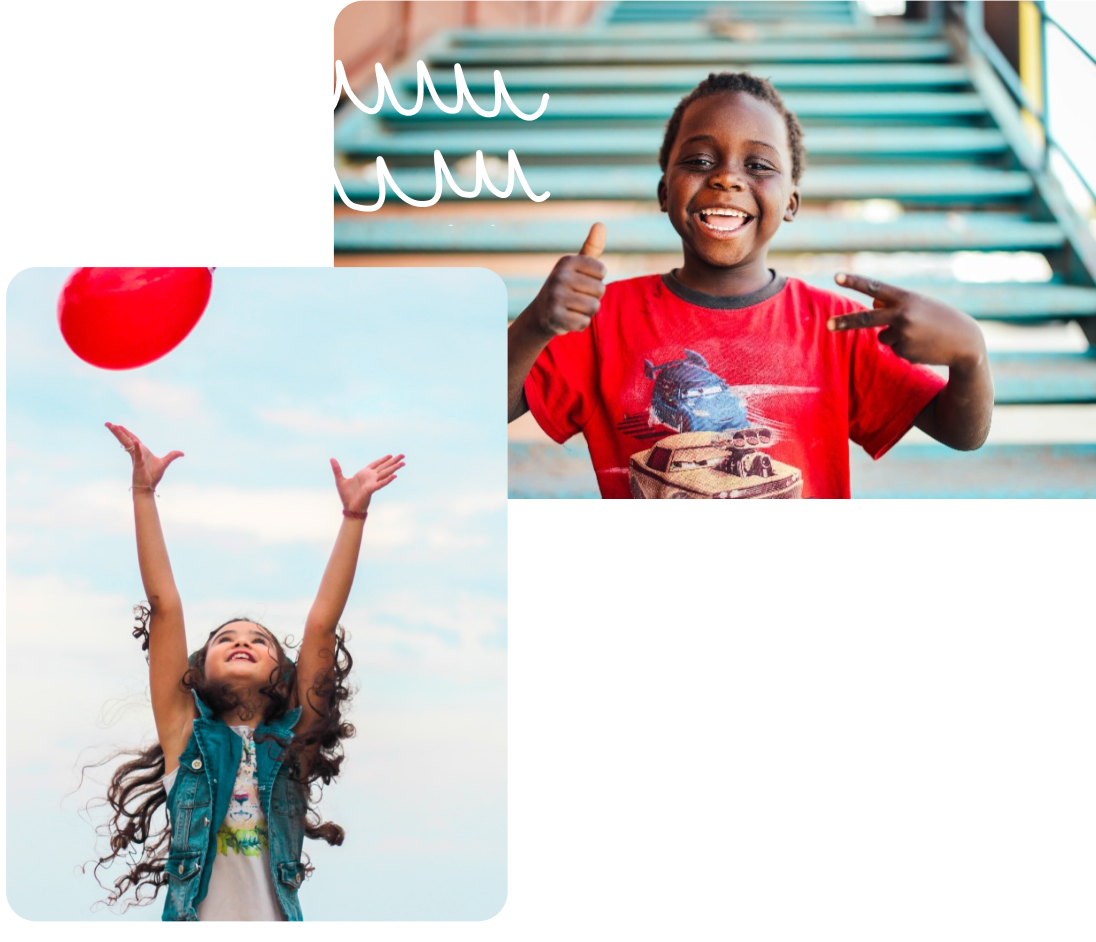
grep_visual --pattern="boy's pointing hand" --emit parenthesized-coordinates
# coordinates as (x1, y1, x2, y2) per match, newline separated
(528, 223, 608, 338)
(827, 272, 986, 370)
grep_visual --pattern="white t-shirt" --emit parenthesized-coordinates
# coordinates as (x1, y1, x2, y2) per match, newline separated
(163, 725, 285, 921)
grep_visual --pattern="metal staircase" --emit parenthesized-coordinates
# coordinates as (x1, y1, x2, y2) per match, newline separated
(334, 0, 1096, 497)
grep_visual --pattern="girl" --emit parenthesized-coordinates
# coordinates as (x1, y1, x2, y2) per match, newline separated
(93, 422, 404, 920)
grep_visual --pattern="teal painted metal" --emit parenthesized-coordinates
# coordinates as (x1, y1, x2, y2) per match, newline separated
(375, 91, 988, 123)
(447, 22, 946, 47)
(401, 63, 971, 93)
(335, 124, 1010, 158)
(986, 352, 1096, 403)
(335, 213, 1064, 254)
(429, 40, 954, 66)
(337, 165, 1031, 204)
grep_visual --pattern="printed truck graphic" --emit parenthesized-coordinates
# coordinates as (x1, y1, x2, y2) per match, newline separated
(643, 349, 749, 434)
(629, 428, 803, 499)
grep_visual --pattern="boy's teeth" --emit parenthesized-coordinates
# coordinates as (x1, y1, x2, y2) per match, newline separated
(698, 210, 750, 231)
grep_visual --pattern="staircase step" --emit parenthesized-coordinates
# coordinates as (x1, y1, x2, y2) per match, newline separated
(985, 353, 1096, 404)
(377, 91, 988, 124)
(498, 279, 1096, 323)
(338, 164, 1031, 204)
(607, 1, 858, 23)
(404, 63, 971, 93)
(429, 39, 954, 66)
(447, 22, 945, 46)
(335, 213, 1063, 255)
(335, 124, 1008, 159)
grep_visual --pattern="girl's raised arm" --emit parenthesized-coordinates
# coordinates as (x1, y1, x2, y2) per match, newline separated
(105, 423, 195, 773)
(295, 453, 404, 738)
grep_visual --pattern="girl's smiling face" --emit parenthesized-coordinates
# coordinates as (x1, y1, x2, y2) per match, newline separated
(659, 91, 800, 293)
(203, 621, 282, 688)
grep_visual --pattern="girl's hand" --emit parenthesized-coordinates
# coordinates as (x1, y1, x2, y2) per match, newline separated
(330, 454, 405, 514)
(105, 422, 184, 490)
(827, 273, 987, 371)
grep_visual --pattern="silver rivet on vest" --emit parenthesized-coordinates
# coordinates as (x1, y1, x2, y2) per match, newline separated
(204, 817, 210, 827)
(296, 873, 302, 884)
(178, 863, 184, 874)
(191, 758, 202, 770)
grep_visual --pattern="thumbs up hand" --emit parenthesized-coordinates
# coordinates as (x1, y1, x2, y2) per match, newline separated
(527, 223, 607, 337)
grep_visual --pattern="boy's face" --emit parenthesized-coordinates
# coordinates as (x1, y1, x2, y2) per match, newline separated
(659, 91, 800, 277)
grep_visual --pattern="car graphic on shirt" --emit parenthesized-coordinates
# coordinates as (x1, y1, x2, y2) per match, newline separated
(629, 428, 803, 499)
(643, 349, 749, 433)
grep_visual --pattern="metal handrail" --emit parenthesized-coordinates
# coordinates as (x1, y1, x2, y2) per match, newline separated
(950, 0, 1096, 209)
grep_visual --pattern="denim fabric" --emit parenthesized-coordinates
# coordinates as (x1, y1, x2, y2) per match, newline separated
(162, 691, 306, 921)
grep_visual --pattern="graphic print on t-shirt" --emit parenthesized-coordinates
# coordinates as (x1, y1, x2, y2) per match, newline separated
(619, 347, 811, 499)
(216, 728, 270, 857)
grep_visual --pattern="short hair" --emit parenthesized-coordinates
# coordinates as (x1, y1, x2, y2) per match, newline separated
(658, 72, 805, 184)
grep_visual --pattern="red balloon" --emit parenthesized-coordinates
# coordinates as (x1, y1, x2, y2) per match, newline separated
(58, 267, 213, 370)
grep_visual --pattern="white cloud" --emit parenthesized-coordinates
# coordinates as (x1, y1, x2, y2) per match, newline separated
(9, 481, 416, 547)
(449, 491, 508, 517)
(113, 377, 205, 422)
(12, 480, 502, 553)
(258, 407, 379, 436)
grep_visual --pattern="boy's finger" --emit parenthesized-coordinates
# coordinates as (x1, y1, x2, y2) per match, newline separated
(835, 272, 905, 303)
(579, 222, 606, 260)
(330, 458, 344, 482)
(570, 271, 607, 298)
(564, 295, 601, 319)
(163, 450, 185, 466)
(827, 307, 898, 331)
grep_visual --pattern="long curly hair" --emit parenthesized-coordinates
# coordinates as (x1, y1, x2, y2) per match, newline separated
(84, 605, 356, 912)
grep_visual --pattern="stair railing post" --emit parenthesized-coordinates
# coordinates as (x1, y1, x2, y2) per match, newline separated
(964, 0, 983, 41)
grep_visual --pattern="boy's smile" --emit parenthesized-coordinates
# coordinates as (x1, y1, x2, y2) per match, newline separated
(659, 91, 799, 295)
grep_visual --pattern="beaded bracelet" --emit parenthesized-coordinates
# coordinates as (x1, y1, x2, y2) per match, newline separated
(342, 509, 368, 520)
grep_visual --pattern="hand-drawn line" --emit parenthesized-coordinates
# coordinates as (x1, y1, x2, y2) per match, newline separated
(334, 150, 550, 212)
(333, 59, 549, 120)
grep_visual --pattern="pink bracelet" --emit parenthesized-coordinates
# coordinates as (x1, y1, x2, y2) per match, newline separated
(342, 509, 368, 520)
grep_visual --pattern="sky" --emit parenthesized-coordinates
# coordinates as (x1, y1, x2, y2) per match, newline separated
(1046, 1, 1096, 216)
(5, 267, 507, 920)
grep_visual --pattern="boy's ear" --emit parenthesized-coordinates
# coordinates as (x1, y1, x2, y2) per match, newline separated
(784, 186, 800, 223)
(657, 176, 668, 213)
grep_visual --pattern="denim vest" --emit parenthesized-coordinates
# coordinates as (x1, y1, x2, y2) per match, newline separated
(162, 691, 308, 921)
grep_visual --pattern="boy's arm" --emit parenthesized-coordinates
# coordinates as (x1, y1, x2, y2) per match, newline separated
(827, 274, 993, 451)
(911, 350, 993, 451)
(508, 223, 607, 423)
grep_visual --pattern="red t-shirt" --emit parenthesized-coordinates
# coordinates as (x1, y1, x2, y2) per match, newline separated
(524, 273, 945, 499)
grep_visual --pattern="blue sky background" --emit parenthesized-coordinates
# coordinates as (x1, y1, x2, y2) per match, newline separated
(6, 267, 506, 920)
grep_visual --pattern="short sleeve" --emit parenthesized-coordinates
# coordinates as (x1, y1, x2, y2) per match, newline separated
(523, 324, 599, 444)
(847, 327, 946, 459)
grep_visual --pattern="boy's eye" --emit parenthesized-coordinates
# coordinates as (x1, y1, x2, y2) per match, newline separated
(680, 156, 713, 168)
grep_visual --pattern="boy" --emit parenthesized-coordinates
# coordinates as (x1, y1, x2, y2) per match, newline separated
(504, 77, 995, 916)
(507, 73, 993, 499)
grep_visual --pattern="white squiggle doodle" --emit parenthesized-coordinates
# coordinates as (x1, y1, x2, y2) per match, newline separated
(334, 150, 549, 212)
(333, 59, 549, 121)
